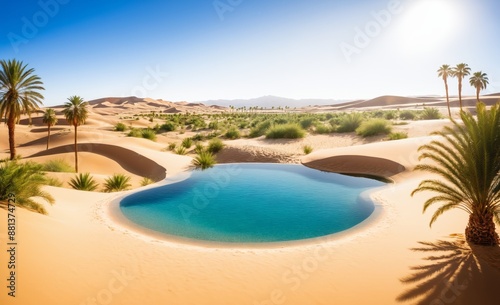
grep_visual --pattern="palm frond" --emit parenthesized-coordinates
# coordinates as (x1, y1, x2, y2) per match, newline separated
(430, 203, 462, 226)
(412, 102, 500, 233)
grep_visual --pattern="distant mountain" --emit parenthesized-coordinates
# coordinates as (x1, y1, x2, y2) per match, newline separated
(199, 95, 349, 108)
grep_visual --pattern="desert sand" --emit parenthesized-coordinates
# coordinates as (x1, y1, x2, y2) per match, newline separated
(0, 96, 499, 305)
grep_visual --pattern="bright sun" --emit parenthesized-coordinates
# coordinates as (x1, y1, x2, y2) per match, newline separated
(395, 0, 461, 53)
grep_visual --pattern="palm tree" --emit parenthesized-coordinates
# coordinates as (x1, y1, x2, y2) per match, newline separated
(0, 59, 45, 159)
(42, 108, 58, 150)
(63, 96, 88, 173)
(412, 102, 500, 246)
(469, 71, 489, 103)
(437, 64, 452, 118)
(0, 160, 54, 214)
(451, 63, 471, 111)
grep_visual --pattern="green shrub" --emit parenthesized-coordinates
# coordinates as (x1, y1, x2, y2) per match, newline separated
(114, 122, 127, 131)
(208, 121, 219, 130)
(266, 124, 305, 139)
(384, 111, 396, 120)
(0, 161, 55, 214)
(141, 129, 157, 141)
(42, 159, 74, 173)
(329, 116, 342, 125)
(45, 176, 63, 187)
(420, 107, 441, 120)
(207, 138, 224, 154)
(152, 123, 161, 132)
(192, 151, 216, 170)
(191, 117, 207, 129)
(225, 126, 241, 139)
(314, 124, 333, 134)
(182, 137, 193, 148)
(274, 117, 289, 125)
(194, 142, 205, 154)
(249, 120, 272, 138)
(192, 133, 204, 141)
(399, 110, 416, 120)
(303, 145, 313, 155)
(168, 142, 177, 151)
(356, 119, 392, 137)
(127, 128, 142, 138)
(140, 177, 154, 186)
(160, 122, 176, 132)
(103, 174, 132, 192)
(388, 132, 408, 140)
(68, 173, 99, 191)
(175, 146, 187, 155)
(337, 113, 364, 133)
(300, 117, 316, 129)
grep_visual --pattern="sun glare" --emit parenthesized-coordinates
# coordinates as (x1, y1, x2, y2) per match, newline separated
(395, 0, 462, 53)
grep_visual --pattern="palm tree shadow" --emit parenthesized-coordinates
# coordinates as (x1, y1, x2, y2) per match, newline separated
(397, 234, 500, 305)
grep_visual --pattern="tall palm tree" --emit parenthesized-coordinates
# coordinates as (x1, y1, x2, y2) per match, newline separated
(451, 63, 471, 111)
(42, 108, 58, 150)
(469, 71, 489, 103)
(437, 64, 452, 118)
(0, 59, 45, 159)
(412, 102, 500, 246)
(63, 96, 88, 173)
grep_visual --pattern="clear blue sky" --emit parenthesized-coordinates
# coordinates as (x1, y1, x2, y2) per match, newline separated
(1, 0, 499, 106)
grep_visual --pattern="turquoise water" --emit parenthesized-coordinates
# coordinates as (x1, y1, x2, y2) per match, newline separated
(120, 164, 385, 243)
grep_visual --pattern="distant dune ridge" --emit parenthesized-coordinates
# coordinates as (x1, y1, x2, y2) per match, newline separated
(48, 96, 227, 116)
(39, 93, 500, 114)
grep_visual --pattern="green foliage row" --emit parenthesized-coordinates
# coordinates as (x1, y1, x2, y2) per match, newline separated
(127, 128, 157, 141)
(115, 108, 440, 142)
(68, 173, 133, 192)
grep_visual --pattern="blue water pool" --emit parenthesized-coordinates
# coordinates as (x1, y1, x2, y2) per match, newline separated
(119, 163, 385, 243)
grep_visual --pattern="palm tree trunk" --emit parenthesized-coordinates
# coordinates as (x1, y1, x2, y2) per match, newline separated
(458, 79, 463, 111)
(46, 124, 51, 150)
(444, 80, 451, 118)
(465, 212, 499, 246)
(7, 114, 16, 160)
(476, 87, 480, 103)
(74, 125, 79, 173)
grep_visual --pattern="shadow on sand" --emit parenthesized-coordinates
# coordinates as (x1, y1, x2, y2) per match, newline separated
(397, 234, 500, 305)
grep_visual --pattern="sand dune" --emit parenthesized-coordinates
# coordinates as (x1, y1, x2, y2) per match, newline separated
(19, 130, 114, 149)
(311, 94, 499, 114)
(336, 95, 441, 110)
(29, 143, 167, 181)
(83, 96, 225, 115)
(303, 155, 405, 179)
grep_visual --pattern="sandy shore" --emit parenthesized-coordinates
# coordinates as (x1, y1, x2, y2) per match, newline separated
(0, 107, 499, 304)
